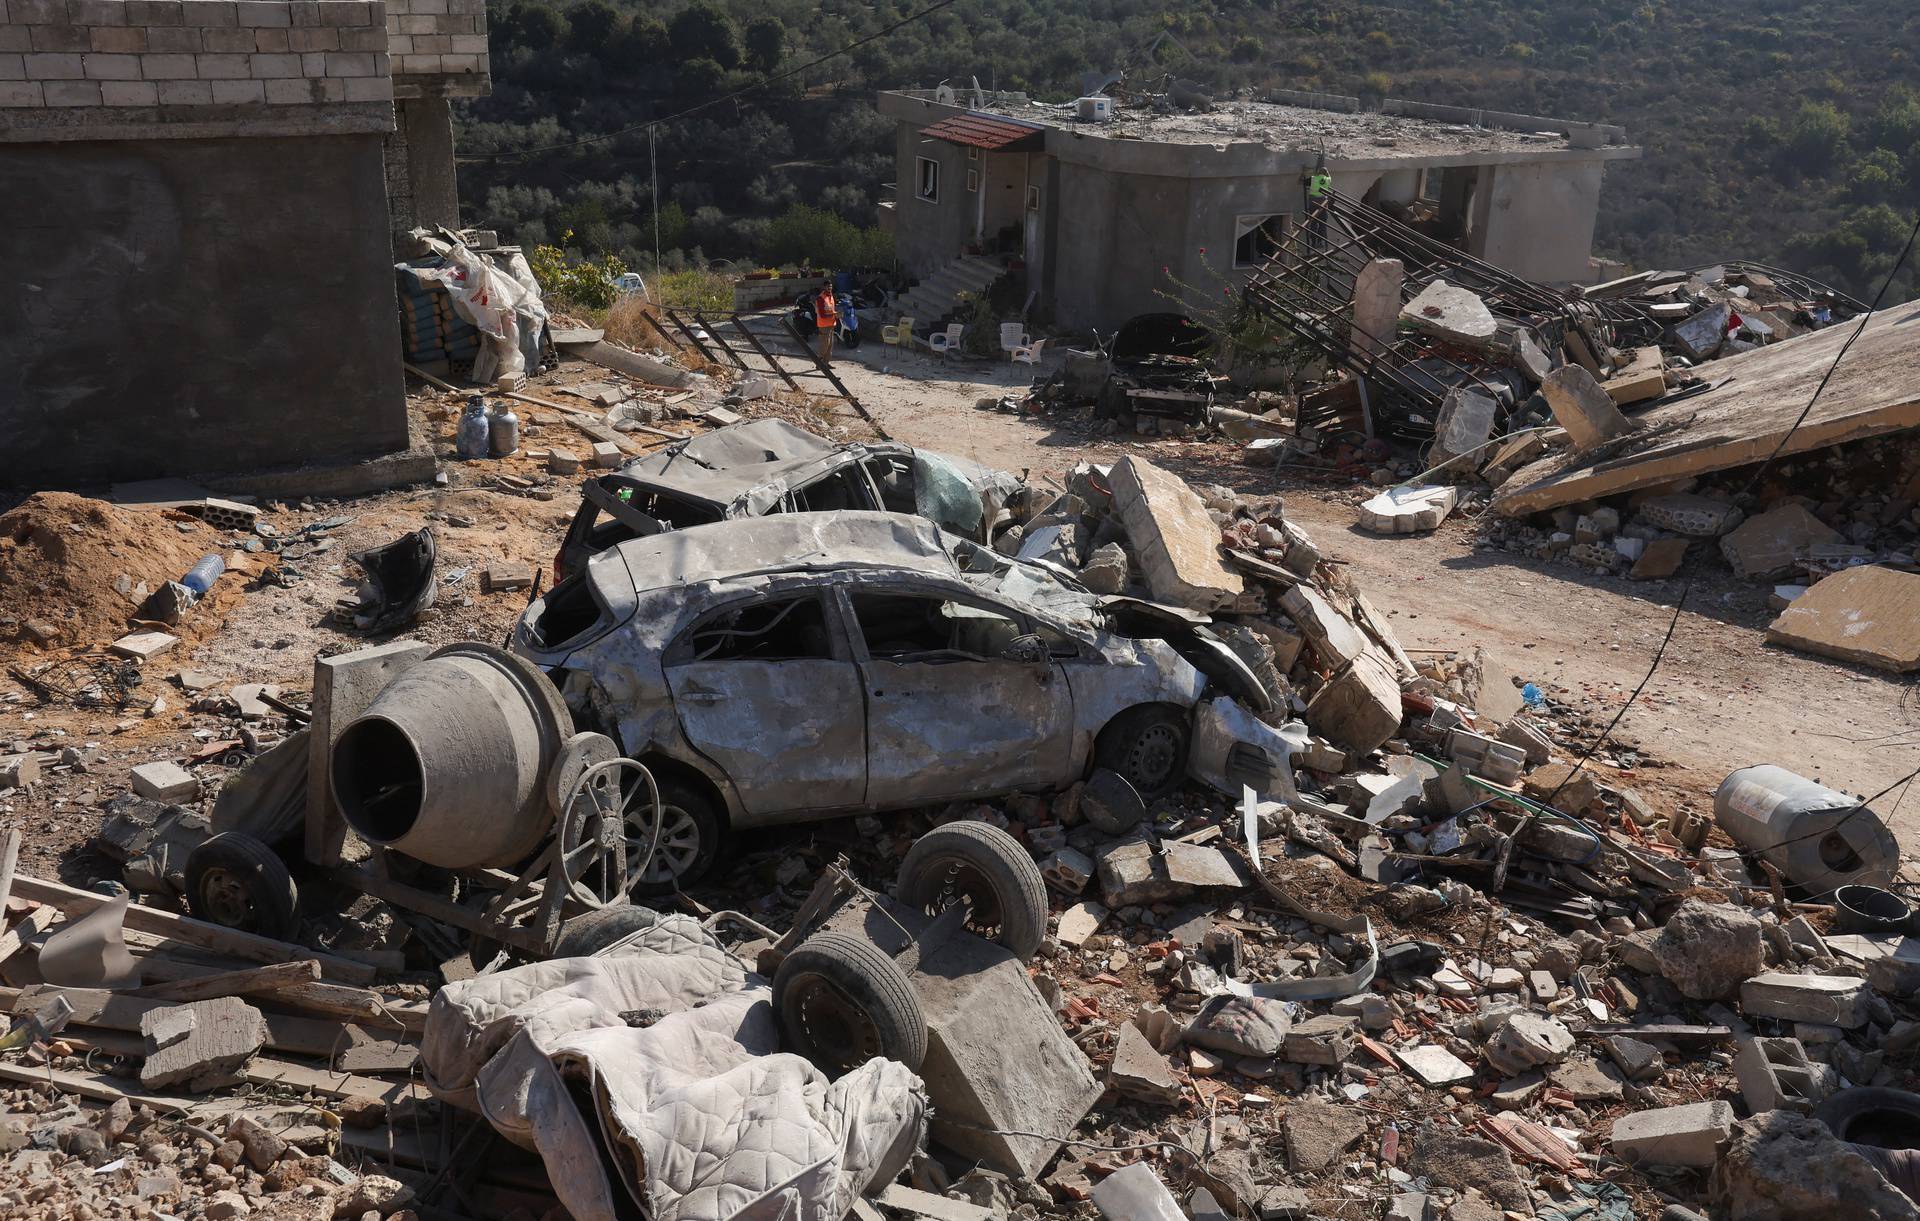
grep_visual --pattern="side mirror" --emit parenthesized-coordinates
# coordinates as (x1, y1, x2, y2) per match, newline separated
(1001, 634, 1048, 666)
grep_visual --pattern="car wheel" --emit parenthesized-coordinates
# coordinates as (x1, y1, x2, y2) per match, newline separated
(551, 903, 665, 958)
(629, 778, 723, 896)
(1095, 705, 1190, 799)
(896, 821, 1047, 962)
(774, 932, 926, 1075)
(185, 833, 300, 941)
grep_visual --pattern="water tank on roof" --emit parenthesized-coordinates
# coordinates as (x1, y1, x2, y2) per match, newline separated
(1077, 95, 1113, 123)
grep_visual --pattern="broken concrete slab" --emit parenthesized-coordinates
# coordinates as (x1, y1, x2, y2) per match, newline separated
(1429, 388, 1498, 469)
(1091, 1162, 1186, 1221)
(1283, 1097, 1368, 1172)
(1483, 1011, 1575, 1076)
(1279, 585, 1372, 667)
(1304, 653, 1403, 756)
(1108, 1021, 1182, 1105)
(1612, 1100, 1734, 1168)
(130, 761, 200, 804)
(1358, 484, 1457, 534)
(1766, 566, 1920, 673)
(1671, 303, 1731, 361)
(1548, 1055, 1625, 1102)
(1605, 1035, 1664, 1082)
(1056, 900, 1107, 948)
(1349, 258, 1405, 358)
(139, 998, 268, 1092)
(1396, 1044, 1475, 1087)
(1740, 972, 1871, 1028)
(1629, 536, 1691, 580)
(1096, 838, 1246, 908)
(1541, 365, 1636, 453)
(1109, 457, 1243, 613)
(1720, 504, 1842, 580)
(1402, 280, 1498, 350)
(0, 754, 43, 790)
(110, 631, 181, 661)
(229, 684, 282, 721)
(1655, 900, 1765, 1000)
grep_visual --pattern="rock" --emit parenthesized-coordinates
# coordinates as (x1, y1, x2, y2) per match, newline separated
(1713, 1110, 1920, 1220)
(1483, 1011, 1575, 1076)
(333, 1176, 415, 1219)
(1655, 900, 1764, 1000)
(1079, 543, 1130, 594)
(1548, 1056, 1625, 1102)
(226, 1115, 288, 1172)
(1604, 1035, 1664, 1082)
(1407, 1125, 1526, 1211)
(59, 1125, 108, 1159)
(205, 1191, 252, 1219)
(1184, 995, 1292, 1059)
(1108, 1022, 1181, 1105)
(1402, 280, 1498, 350)
(140, 998, 268, 1092)
(1283, 1097, 1367, 1173)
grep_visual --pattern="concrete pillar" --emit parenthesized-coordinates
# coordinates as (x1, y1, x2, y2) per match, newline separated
(384, 96, 460, 239)
(1350, 258, 1405, 358)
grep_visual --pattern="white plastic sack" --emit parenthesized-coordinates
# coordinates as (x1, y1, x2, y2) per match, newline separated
(421, 915, 928, 1221)
(413, 243, 550, 388)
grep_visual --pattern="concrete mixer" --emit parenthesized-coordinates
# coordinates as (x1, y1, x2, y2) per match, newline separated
(183, 640, 665, 961)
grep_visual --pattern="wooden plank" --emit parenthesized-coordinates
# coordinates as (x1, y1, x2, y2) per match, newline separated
(9, 875, 375, 984)
(241, 1056, 430, 1105)
(0, 1062, 337, 1145)
(0, 829, 18, 913)
(133, 959, 322, 1003)
(1495, 307, 1920, 515)
(0, 906, 57, 964)
(134, 959, 429, 1034)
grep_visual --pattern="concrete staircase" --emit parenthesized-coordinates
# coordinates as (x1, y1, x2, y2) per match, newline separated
(889, 255, 1008, 337)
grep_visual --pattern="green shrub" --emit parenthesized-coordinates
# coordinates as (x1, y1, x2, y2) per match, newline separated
(530, 243, 627, 311)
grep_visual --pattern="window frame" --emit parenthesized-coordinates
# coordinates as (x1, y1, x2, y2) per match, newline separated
(1026, 184, 1041, 212)
(838, 585, 1039, 665)
(916, 156, 941, 203)
(1232, 213, 1289, 269)
(664, 589, 844, 666)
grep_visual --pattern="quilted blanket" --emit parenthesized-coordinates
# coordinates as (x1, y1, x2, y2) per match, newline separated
(422, 914, 928, 1221)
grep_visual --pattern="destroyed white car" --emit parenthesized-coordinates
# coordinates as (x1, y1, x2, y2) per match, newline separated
(515, 512, 1275, 889)
(554, 418, 1016, 579)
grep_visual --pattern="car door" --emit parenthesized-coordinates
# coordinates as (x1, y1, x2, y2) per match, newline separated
(663, 589, 867, 817)
(839, 585, 1073, 806)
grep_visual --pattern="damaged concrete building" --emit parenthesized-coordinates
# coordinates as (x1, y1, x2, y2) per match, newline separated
(0, 0, 488, 489)
(877, 88, 1639, 332)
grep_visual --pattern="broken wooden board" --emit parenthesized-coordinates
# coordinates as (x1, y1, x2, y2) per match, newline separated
(1765, 566, 1920, 673)
(1495, 305, 1920, 515)
(241, 1056, 431, 1105)
(0, 1062, 337, 1144)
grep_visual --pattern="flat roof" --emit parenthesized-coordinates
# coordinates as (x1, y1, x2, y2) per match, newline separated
(885, 89, 1636, 163)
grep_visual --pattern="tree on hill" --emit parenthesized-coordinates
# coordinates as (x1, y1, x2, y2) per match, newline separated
(669, 2, 741, 71)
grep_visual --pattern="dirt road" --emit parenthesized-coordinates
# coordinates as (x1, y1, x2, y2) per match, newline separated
(832, 350, 1920, 848)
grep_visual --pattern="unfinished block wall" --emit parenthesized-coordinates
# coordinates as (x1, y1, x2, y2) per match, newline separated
(0, 0, 393, 111)
(382, 0, 486, 87)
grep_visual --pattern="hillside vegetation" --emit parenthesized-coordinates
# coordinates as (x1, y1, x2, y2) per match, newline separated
(457, 0, 1920, 302)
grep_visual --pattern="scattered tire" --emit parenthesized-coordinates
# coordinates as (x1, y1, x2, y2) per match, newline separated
(774, 932, 926, 1074)
(896, 820, 1047, 962)
(1815, 1087, 1920, 1150)
(631, 778, 725, 897)
(1095, 704, 1190, 799)
(184, 832, 300, 941)
(552, 903, 665, 958)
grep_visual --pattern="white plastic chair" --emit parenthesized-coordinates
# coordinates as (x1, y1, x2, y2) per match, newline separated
(999, 321, 1030, 359)
(926, 324, 964, 357)
(1011, 337, 1047, 366)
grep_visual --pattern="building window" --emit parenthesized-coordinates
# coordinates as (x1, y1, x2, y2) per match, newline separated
(966, 147, 979, 161)
(1026, 185, 1041, 212)
(966, 169, 979, 192)
(1233, 214, 1288, 268)
(916, 157, 940, 203)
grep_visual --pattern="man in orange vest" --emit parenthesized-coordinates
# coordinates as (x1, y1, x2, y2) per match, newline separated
(812, 283, 838, 362)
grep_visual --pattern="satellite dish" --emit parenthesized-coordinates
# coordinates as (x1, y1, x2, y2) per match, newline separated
(969, 75, 985, 108)
(935, 84, 956, 105)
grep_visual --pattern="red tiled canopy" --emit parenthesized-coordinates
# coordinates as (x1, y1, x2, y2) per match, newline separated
(920, 111, 1049, 151)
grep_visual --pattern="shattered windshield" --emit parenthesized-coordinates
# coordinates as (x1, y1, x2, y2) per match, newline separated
(947, 537, 1103, 629)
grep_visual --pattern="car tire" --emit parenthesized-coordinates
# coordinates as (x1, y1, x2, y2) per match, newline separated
(185, 833, 300, 941)
(551, 903, 665, 958)
(630, 778, 724, 897)
(896, 821, 1048, 962)
(1095, 704, 1190, 799)
(774, 932, 926, 1075)
(1815, 1087, 1920, 1149)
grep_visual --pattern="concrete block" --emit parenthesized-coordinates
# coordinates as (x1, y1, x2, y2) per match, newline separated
(1401, 280, 1497, 349)
(1039, 846, 1095, 895)
(146, 26, 204, 51)
(130, 0, 189, 23)
(154, 77, 212, 100)
(1281, 1014, 1356, 1066)
(139, 998, 267, 1091)
(340, 72, 387, 99)
(103, 77, 160, 103)
(1733, 1036, 1834, 1114)
(131, 760, 201, 803)
(1497, 717, 1552, 766)
(1446, 730, 1525, 784)
(209, 76, 262, 101)
(9, 0, 68, 23)
(29, 25, 92, 52)
(324, 49, 372, 74)
(1610, 1101, 1734, 1168)
(1108, 457, 1242, 612)
(307, 640, 431, 867)
(193, 51, 251, 77)
(0, 79, 41, 104)
(1358, 483, 1457, 534)
(1304, 653, 1403, 756)
(1108, 1020, 1180, 1104)
(141, 51, 199, 77)
(23, 51, 84, 78)
(247, 50, 302, 75)
(181, 0, 241, 26)
(235, 0, 292, 24)
(199, 25, 256, 50)
(1636, 493, 1740, 537)
(0, 754, 42, 789)
(1542, 365, 1635, 453)
(90, 26, 149, 53)
(591, 440, 622, 468)
(1740, 972, 1870, 1029)
(285, 24, 339, 49)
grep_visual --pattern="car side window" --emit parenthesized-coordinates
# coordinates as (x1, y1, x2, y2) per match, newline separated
(788, 466, 874, 513)
(670, 594, 836, 664)
(863, 455, 917, 514)
(850, 592, 1024, 662)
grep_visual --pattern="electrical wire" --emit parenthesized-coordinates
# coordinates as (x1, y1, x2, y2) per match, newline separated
(458, 0, 968, 164)
(1466, 207, 1920, 959)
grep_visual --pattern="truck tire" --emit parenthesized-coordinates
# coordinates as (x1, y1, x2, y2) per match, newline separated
(552, 903, 665, 958)
(896, 821, 1047, 962)
(774, 932, 926, 1074)
(185, 832, 300, 941)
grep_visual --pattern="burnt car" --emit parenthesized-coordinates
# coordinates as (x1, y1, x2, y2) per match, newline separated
(553, 419, 1017, 580)
(514, 512, 1275, 890)
(1094, 313, 1221, 425)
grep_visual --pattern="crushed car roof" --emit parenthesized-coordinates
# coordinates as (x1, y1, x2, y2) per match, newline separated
(606, 511, 959, 592)
(616, 419, 855, 506)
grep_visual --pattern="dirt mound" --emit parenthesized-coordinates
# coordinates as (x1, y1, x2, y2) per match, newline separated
(0, 491, 221, 650)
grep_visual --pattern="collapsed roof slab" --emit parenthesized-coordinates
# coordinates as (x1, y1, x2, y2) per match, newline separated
(1494, 304, 1920, 516)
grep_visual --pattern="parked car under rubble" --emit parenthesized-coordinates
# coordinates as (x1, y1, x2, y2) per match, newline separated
(553, 418, 1017, 580)
(1093, 313, 1220, 425)
(514, 512, 1276, 890)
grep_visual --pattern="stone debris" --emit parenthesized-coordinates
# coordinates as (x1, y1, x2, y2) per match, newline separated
(1655, 900, 1766, 1000)
(1613, 1101, 1736, 1168)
